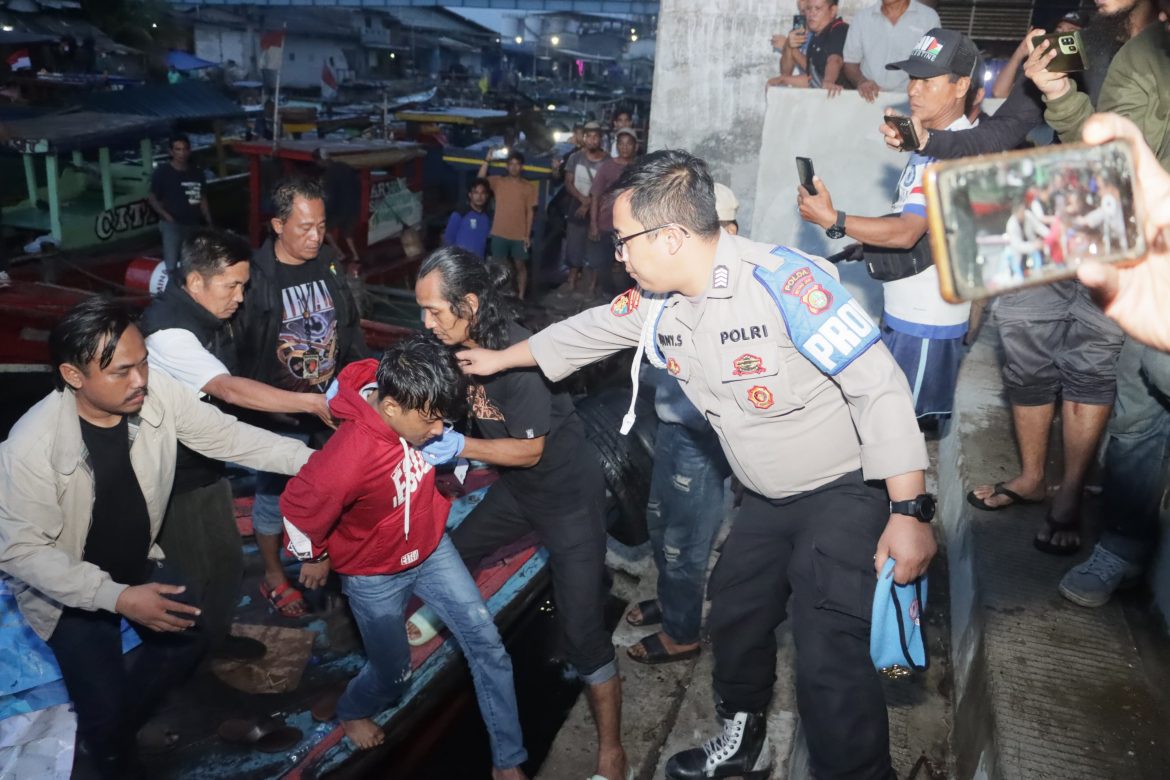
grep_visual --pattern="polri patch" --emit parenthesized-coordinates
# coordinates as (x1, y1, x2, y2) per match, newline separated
(782, 267, 833, 315)
(732, 353, 765, 376)
(747, 385, 774, 410)
(610, 287, 641, 317)
(756, 247, 879, 376)
(667, 357, 681, 376)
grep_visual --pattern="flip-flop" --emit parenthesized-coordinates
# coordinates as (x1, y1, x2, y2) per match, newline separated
(1033, 513, 1081, 556)
(966, 482, 1044, 512)
(626, 633, 701, 666)
(624, 598, 662, 627)
(259, 580, 307, 618)
(407, 604, 443, 647)
(217, 717, 303, 753)
(586, 769, 634, 780)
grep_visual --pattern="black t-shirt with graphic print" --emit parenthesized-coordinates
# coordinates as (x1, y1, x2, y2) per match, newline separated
(467, 322, 585, 511)
(150, 163, 207, 226)
(270, 260, 339, 393)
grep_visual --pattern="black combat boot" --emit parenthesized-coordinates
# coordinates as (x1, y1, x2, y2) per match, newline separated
(664, 704, 771, 779)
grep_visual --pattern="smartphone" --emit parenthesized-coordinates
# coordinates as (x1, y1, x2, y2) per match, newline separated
(796, 156, 817, 195)
(884, 115, 920, 152)
(923, 140, 1145, 303)
(490, 146, 510, 160)
(1030, 30, 1088, 73)
(793, 14, 807, 29)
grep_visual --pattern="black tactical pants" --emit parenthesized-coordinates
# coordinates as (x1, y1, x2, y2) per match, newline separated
(708, 470, 895, 780)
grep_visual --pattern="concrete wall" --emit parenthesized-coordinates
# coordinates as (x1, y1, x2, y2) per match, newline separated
(647, 0, 871, 234)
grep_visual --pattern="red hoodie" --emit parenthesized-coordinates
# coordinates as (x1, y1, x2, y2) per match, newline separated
(280, 359, 450, 576)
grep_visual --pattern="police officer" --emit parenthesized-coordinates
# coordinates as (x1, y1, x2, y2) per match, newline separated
(457, 150, 936, 780)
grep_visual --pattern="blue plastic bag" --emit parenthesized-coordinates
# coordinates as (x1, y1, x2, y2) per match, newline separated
(869, 558, 928, 671)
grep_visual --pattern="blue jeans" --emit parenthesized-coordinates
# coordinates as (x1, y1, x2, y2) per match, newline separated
(252, 431, 313, 536)
(157, 221, 189, 275)
(336, 535, 527, 769)
(1101, 340, 1170, 564)
(646, 421, 729, 644)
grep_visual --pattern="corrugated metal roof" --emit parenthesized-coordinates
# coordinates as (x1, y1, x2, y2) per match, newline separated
(79, 81, 245, 123)
(0, 111, 169, 154)
(389, 7, 494, 37)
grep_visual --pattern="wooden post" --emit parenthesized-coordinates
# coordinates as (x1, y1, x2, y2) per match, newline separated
(382, 90, 388, 139)
(213, 120, 227, 177)
(272, 24, 287, 147)
(22, 154, 36, 206)
(98, 146, 113, 210)
(45, 154, 62, 244)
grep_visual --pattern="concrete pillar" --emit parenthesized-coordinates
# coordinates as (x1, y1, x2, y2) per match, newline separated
(648, 0, 872, 234)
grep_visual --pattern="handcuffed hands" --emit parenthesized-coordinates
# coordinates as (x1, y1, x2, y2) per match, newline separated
(418, 428, 466, 465)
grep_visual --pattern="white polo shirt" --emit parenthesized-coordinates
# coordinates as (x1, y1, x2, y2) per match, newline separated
(146, 329, 230, 398)
(842, 1, 940, 91)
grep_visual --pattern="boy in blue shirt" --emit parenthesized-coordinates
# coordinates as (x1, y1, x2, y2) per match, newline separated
(443, 178, 493, 259)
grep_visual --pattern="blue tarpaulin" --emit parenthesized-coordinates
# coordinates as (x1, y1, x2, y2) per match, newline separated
(167, 50, 218, 72)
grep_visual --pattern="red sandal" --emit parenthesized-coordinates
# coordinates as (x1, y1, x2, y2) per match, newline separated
(259, 580, 307, 617)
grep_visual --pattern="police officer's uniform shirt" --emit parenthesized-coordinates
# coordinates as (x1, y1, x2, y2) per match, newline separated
(883, 115, 973, 338)
(529, 231, 928, 499)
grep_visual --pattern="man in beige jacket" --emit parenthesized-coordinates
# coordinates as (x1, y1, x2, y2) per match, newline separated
(0, 297, 312, 779)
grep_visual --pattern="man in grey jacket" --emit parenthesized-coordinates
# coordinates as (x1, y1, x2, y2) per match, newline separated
(0, 298, 312, 779)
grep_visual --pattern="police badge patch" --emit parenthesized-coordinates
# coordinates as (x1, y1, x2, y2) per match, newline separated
(610, 287, 642, 317)
(782, 267, 833, 315)
(747, 385, 774, 410)
(731, 353, 765, 376)
(667, 357, 681, 376)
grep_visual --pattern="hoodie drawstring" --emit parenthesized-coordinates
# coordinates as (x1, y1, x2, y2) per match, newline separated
(620, 297, 667, 436)
(400, 437, 412, 541)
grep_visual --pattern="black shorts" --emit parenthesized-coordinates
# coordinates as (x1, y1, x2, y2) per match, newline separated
(995, 281, 1125, 406)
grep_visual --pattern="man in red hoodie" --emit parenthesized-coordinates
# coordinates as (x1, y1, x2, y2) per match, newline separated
(279, 335, 527, 778)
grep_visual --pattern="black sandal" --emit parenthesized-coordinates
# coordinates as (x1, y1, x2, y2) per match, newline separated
(966, 482, 1044, 511)
(217, 717, 303, 753)
(1032, 513, 1081, 556)
(626, 633, 701, 666)
(624, 598, 662, 627)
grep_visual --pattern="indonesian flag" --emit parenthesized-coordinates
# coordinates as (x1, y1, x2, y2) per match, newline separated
(6, 49, 31, 72)
(260, 30, 285, 71)
(321, 61, 338, 100)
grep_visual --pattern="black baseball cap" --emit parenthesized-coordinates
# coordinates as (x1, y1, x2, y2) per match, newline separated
(1060, 11, 1089, 29)
(886, 28, 979, 80)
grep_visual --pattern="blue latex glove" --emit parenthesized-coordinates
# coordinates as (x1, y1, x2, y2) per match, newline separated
(418, 428, 466, 465)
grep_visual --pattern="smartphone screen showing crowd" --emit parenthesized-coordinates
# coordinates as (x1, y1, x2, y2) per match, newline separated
(924, 140, 1145, 302)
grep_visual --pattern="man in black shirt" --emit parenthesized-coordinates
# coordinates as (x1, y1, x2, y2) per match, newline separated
(771, 0, 850, 93)
(0, 299, 311, 779)
(147, 135, 214, 275)
(414, 247, 627, 780)
(236, 178, 370, 616)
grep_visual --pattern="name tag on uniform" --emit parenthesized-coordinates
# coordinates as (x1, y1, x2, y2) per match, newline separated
(754, 247, 879, 375)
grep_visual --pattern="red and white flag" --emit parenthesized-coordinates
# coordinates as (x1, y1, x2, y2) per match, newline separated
(320, 61, 338, 100)
(259, 30, 285, 71)
(6, 49, 31, 72)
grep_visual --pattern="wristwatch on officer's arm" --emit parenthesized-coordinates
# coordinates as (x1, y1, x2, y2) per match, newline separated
(825, 210, 846, 239)
(889, 493, 936, 523)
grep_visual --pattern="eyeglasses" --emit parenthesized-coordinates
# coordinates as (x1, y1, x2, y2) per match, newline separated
(611, 223, 688, 258)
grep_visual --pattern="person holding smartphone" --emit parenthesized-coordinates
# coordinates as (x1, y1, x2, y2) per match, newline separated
(770, 0, 850, 95)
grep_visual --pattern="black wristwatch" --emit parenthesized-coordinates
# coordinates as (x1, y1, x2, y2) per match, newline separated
(825, 210, 846, 239)
(890, 493, 936, 523)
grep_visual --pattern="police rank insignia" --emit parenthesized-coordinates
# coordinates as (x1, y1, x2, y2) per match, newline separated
(667, 357, 681, 376)
(610, 287, 641, 317)
(747, 385, 774, 410)
(782, 267, 833, 315)
(713, 265, 730, 289)
(731, 353, 765, 376)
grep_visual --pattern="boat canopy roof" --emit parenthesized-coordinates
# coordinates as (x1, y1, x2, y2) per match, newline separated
(395, 107, 511, 126)
(231, 138, 425, 169)
(80, 81, 246, 123)
(0, 111, 170, 154)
